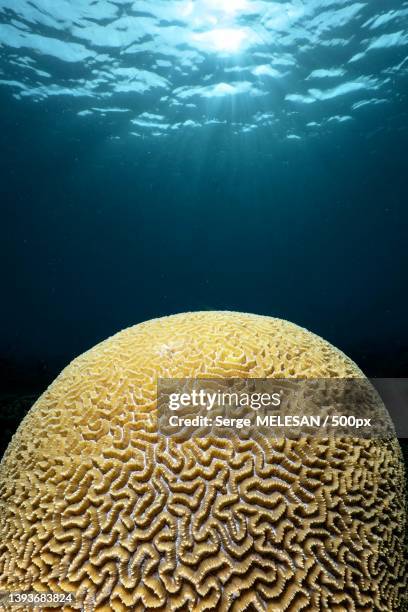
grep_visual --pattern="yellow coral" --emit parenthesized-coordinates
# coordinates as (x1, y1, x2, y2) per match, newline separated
(0, 311, 406, 611)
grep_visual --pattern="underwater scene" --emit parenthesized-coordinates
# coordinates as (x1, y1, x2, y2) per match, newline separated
(1, 0, 408, 610)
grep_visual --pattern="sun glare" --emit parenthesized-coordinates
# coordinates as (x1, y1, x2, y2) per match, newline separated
(183, 0, 249, 54)
(194, 27, 247, 53)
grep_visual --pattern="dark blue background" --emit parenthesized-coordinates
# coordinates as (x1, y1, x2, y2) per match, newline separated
(1, 89, 407, 396)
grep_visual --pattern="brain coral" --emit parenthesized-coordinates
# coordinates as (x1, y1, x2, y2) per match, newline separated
(0, 311, 406, 611)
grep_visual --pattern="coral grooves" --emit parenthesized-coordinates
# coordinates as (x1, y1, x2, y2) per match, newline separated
(0, 312, 406, 611)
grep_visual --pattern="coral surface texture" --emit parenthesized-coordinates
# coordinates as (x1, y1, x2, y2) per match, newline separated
(0, 311, 407, 611)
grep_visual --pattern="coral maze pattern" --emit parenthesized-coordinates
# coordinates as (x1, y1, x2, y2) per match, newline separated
(0, 312, 407, 611)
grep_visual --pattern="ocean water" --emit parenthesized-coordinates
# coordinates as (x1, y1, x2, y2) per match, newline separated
(0, 2, 408, 599)
(1, 0, 408, 392)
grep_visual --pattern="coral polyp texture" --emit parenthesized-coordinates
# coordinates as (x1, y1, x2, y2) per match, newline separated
(0, 311, 407, 611)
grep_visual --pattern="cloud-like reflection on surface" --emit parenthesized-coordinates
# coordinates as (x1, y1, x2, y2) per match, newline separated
(0, 0, 407, 139)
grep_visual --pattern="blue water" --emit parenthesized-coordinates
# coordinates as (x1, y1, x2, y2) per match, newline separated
(1, 0, 408, 137)
(0, 0, 408, 381)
